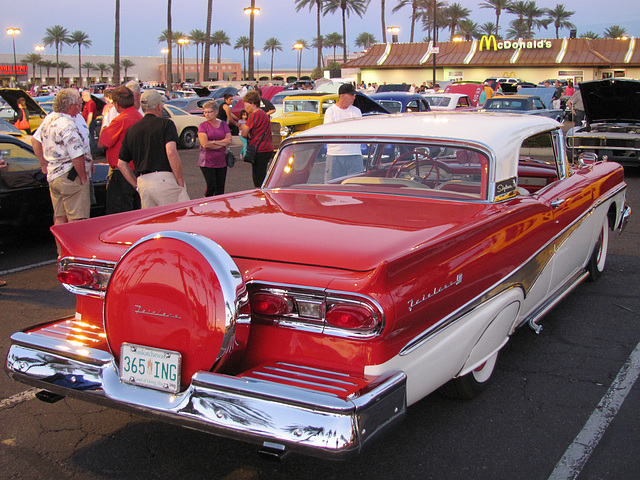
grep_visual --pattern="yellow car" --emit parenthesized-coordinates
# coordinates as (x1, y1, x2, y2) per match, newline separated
(0, 88, 48, 133)
(271, 92, 389, 148)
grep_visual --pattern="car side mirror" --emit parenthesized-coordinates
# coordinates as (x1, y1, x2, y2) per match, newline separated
(577, 152, 599, 165)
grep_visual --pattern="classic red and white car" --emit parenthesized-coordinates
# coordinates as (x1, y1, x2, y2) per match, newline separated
(6, 112, 631, 459)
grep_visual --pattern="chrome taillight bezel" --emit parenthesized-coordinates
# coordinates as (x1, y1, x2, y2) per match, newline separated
(58, 257, 116, 298)
(248, 282, 385, 339)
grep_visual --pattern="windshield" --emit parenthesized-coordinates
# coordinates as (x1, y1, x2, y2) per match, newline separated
(266, 141, 489, 201)
(283, 99, 322, 114)
(425, 96, 451, 107)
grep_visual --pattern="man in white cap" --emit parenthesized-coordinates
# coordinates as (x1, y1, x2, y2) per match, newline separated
(118, 89, 189, 208)
(323, 83, 363, 181)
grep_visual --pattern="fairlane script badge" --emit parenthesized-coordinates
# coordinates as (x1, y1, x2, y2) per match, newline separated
(495, 176, 518, 201)
(408, 274, 463, 311)
(134, 305, 182, 319)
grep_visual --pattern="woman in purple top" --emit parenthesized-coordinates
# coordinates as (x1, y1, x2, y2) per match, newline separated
(197, 100, 232, 196)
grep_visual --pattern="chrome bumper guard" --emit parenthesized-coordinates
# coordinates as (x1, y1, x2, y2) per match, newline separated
(6, 332, 407, 459)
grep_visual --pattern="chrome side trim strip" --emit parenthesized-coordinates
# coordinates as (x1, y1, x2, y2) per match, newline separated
(400, 186, 625, 356)
(6, 333, 406, 460)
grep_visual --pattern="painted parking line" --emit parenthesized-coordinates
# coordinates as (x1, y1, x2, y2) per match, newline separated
(0, 259, 56, 277)
(548, 340, 640, 480)
(0, 388, 39, 411)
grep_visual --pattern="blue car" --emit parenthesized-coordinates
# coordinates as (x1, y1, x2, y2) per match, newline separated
(369, 92, 431, 114)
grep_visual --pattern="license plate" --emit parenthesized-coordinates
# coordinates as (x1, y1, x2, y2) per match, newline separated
(120, 343, 181, 393)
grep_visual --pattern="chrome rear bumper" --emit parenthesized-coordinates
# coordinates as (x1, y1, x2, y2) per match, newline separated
(6, 331, 406, 459)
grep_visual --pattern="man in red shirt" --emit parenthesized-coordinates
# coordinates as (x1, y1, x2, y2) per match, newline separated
(98, 86, 143, 213)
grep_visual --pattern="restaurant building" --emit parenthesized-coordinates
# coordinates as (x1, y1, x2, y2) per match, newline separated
(343, 37, 639, 86)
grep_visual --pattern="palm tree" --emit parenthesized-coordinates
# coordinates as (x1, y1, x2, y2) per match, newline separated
(57, 61, 73, 84)
(120, 59, 135, 82)
(604, 25, 627, 38)
(443, 3, 471, 41)
(479, 0, 512, 36)
(456, 19, 481, 40)
(324, 0, 369, 63)
(81, 62, 96, 85)
(263, 37, 283, 80)
(523, 1, 551, 37)
(189, 29, 207, 83)
(417, 0, 447, 43)
(96, 63, 111, 82)
(580, 31, 600, 39)
(210, 30, 231, 65)
(21, 53, 42, 85)
(295, 0, 327, 76)
(42, 25, 70, 85)
(392, 0, 420, 43)
(68, 30, 92, 87)
(311, 35, 325, 76)
(109, 63, 121, 82)
(324, 32, 344, 64)
(234, 36, 250, 80)
(159, 29, 176, 84)
(114, 0, 120, 85)
(506, 18, 528, 39)
(355, 32, 378, 51)
(172, 30, 187, 83)
(480, 22, 498, 37)
(204, 0, 213, 81)
(166, 0, 173, 86)
(545, 4, 575, 39)
(39, 60, 55, 84)
(381, 0, 387, 43)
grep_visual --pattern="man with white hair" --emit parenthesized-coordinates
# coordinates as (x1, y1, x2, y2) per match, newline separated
(32, 88, 93, 225)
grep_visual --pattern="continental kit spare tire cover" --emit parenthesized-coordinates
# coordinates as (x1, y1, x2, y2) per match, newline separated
(105, 231, 246, 386)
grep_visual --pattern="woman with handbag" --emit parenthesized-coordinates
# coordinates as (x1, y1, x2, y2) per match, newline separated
(240, 90, 274, 187)
(14, 97, 31, 134)
(197, 100, 232, 197)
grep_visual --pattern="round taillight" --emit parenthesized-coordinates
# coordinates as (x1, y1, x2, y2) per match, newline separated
(250, 293, 293, 316)
(58, 267, 96, 286)
(326, 304, 376, 330)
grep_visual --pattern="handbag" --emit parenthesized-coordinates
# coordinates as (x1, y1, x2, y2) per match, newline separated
(225, 149, 236, 168)
(243, 144, 257, 164)
(15, 110, 29, 131)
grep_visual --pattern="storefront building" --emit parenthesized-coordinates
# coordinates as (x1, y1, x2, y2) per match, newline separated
(343, 37, 639, 86)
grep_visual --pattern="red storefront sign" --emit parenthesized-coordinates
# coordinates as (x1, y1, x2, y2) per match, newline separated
(0, 64, 29, 75)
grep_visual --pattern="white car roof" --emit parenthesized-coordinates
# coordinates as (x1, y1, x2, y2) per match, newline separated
(290, 111, 561, 185)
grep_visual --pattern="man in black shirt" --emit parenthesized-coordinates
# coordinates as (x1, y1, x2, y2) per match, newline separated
(118, 90, 190, 208)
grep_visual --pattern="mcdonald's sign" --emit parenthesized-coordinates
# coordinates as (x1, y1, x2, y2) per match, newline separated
(479, 36, 552, 51)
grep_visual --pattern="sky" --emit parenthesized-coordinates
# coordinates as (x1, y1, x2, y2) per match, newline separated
(2, 0, 640, 70)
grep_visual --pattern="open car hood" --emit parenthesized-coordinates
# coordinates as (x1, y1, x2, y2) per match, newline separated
(354, 92, 390, 115)
(580, 78, 640, 124)
(0, 88, 47, 117)
(518, 87, 555, 108)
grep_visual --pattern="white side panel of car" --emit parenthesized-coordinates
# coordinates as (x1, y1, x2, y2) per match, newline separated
(364, 288, 524, 406)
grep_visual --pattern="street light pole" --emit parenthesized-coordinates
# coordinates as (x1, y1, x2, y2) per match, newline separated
(244, 3, 260, 81)
(35, 45, 45, 85)
(293, 43, 303, 80)
(387, 26, 400, 43)
(7, 28, 21, 88)
(432, 0, 437, 87)
(161, 49, 169, 86)
(254, 51, 261, 81)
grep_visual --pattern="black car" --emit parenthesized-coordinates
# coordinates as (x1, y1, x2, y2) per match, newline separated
(0, 134, 108, 231)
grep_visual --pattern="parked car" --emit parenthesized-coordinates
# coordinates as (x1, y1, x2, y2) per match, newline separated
(269, 89, 310, 117)
(0, 119, 31, 142)
(423, 93, 476, 111)
(369, 92, 431, 113)
(481, 95, 565, 122)
(271, 92, 389, 147)
(565, 78, 640, 166)
(0, 88, 49, 132)
(0, 134, 108, 230)
(162, 104, 207, 148)
(484, 77, 521, 90)
(166, 97, 212, 116)
(6, 113, 630, 459)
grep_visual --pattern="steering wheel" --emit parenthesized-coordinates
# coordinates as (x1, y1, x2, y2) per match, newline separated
(386, 149, 441, 187)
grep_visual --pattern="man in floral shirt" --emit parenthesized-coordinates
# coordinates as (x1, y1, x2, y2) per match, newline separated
(32, 88, 93, 225)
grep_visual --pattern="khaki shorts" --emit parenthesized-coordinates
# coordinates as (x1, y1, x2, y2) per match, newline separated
(49, 174, 91, 221)
(137, 171, 190, 208)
